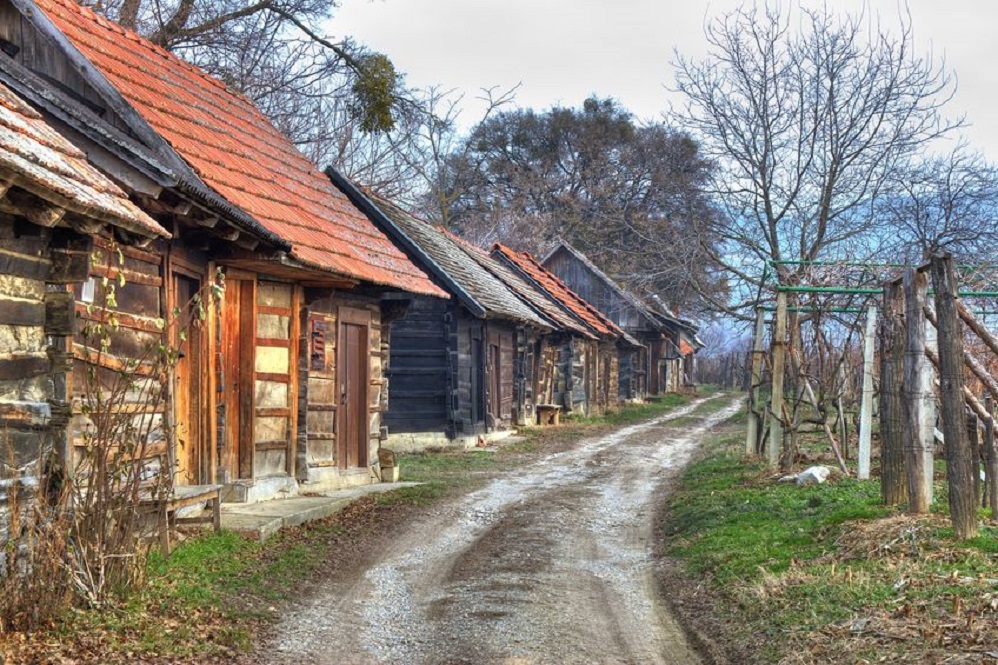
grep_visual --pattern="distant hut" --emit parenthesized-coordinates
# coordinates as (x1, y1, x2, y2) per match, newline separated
(542, 241, 702, 396)
(328, 187, 554, 450)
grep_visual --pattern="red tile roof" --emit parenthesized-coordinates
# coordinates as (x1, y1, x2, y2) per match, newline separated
(33, 0, 441, 296)
(0, 80, 166, 238)
(491, 244, 624, 339)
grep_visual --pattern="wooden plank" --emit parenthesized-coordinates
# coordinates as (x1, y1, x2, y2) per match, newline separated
(0, 297, 45, 325)
(0, 354, 49, 379)
(930, 253, 978, 538)
(256, 372, 290, 383)
(90, 263, 162, 287)
(745, 307, 765, 456)
(0, 245, 51, 280)
(880, 281, 907, 506)
(257, 305, 292, 316)
(287, 285, 301, 478)
(255, 440, 290, 451)
(255, 338, 291, 349)
(256, 407, 291, 418)
(857, 305, 878, 479)
(238, 280, 256, 479)
(768, 291, 787, 467)
(902, 269, 933, 514)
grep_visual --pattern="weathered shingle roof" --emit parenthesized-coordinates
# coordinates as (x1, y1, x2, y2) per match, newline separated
(346, 188, 550, 327)
(492, 244, 626, 338)
(30, 0, 441, 296)
(0, 80, 166, 238)
(448, 233, 592, 338)
(542, 241, 688, 332)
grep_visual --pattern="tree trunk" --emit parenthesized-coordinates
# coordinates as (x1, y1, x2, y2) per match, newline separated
(930, 253, 978, 539)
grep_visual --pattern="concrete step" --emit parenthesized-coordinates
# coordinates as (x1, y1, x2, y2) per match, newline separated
(219, 482, 421, 542)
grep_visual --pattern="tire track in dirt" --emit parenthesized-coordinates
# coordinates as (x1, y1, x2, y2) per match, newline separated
(264, 394, 742, 665)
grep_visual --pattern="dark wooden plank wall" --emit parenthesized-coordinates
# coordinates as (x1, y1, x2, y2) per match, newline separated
(71, 236, 168, 480)
(514, 327, 539, 426)
(544, 249, 654, 332)
(384, 296, 450, 434)
(0, 1, 131, 134)
(453, 311, 484, 435)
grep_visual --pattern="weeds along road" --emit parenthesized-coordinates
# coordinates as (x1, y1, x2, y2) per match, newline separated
(264, 394, 742, 665)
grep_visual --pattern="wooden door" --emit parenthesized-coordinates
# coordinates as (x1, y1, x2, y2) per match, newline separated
(222, 278, 256, 481)
(488, 336, 501, 429)
(469, 327, 484, 427)
(173, 273, 203, 485)
(337, 310, 369, 470)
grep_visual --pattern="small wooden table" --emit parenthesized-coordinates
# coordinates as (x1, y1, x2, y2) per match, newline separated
(140, 484, 222, 556)
(536, 404, 563, 426)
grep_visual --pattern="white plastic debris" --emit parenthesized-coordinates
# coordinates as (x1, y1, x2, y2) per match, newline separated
(796, 465, 830, 486)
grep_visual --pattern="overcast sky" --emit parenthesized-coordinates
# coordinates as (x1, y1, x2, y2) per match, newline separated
(332, 0, 998, 159)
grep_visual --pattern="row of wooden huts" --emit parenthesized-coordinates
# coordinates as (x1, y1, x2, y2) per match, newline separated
(0, 0, 702, 516)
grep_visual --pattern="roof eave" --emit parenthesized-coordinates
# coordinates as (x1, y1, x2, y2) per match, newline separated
(325, 167, 478, 309)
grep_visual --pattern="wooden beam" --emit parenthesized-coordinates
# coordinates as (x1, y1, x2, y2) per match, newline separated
(902, 269, 933, 514)
(768, 291, 787, 467)
(858, 305, 878, 479)
(234, 236, 259, 251)
(194, 215, 219, 228)
(930, 253, 979, 538)
(0, 196, 65, 227)
(745, 307, 765, 457)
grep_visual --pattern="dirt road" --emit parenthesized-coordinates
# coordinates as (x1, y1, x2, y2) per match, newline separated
(262, 395, 741, 665)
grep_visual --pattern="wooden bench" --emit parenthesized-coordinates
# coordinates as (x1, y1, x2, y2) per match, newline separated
(139, 484, 222, 556)
(536, 404, 563, 427)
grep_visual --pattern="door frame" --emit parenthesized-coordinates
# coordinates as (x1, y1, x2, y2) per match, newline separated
(166, 253, 211, 485)
(336, 306, 371, 470)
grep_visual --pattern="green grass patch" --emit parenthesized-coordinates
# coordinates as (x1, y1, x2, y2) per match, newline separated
(663, 413, 998, 664)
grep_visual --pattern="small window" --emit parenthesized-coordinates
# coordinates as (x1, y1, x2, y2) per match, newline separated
(80, 277, 96, 304)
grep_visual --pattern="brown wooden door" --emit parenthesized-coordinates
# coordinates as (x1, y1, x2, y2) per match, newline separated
(338, 319, 368, 469)
(174, 274, 203, 485)
(488, 339, 501, 428)
(222, 278, 256, 481)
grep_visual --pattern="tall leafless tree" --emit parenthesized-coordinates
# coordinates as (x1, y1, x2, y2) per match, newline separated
(673, 3, 961, 317)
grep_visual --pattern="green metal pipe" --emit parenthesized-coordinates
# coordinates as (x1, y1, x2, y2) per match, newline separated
(776, 286, 883, 294)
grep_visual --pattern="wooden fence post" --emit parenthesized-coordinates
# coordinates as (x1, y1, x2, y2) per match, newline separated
(985, 396, 998, 519)
(930, 253, 978, 539)
(880, 281, 907, 505)
(858, 304, 878, 480)
(768, 292, 787, 467)
(902, 269, 934, 513)
(746, 308, 765, 456)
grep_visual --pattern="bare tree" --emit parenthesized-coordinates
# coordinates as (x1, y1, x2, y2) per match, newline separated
(878, 148, 998, 262)
(673, 2, 961, 316)
(87, 0, 401, 134)
(432, 96, 725, 312)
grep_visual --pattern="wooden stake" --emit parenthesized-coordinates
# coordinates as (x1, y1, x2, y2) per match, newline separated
(984, 396, 998, 520)
(746, 308, 765, 456)
(902, 269, 933, 514)
(930, 253, 978, 539)
(880, 281, 907, 506)
(858, 304, 877, 480)
(768, 292, 787, 467)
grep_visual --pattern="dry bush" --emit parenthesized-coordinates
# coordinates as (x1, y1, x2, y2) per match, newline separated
(0, 450, 74, 632)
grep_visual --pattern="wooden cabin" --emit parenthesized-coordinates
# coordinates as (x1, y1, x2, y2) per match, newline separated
(542, 241, 701, 396)
(2, 0, 444, 503)
(490, 245, 643, 416)
(0, 80, 169, 556)
(454, 238, 597, 423)
(328, 186, 556, 450)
